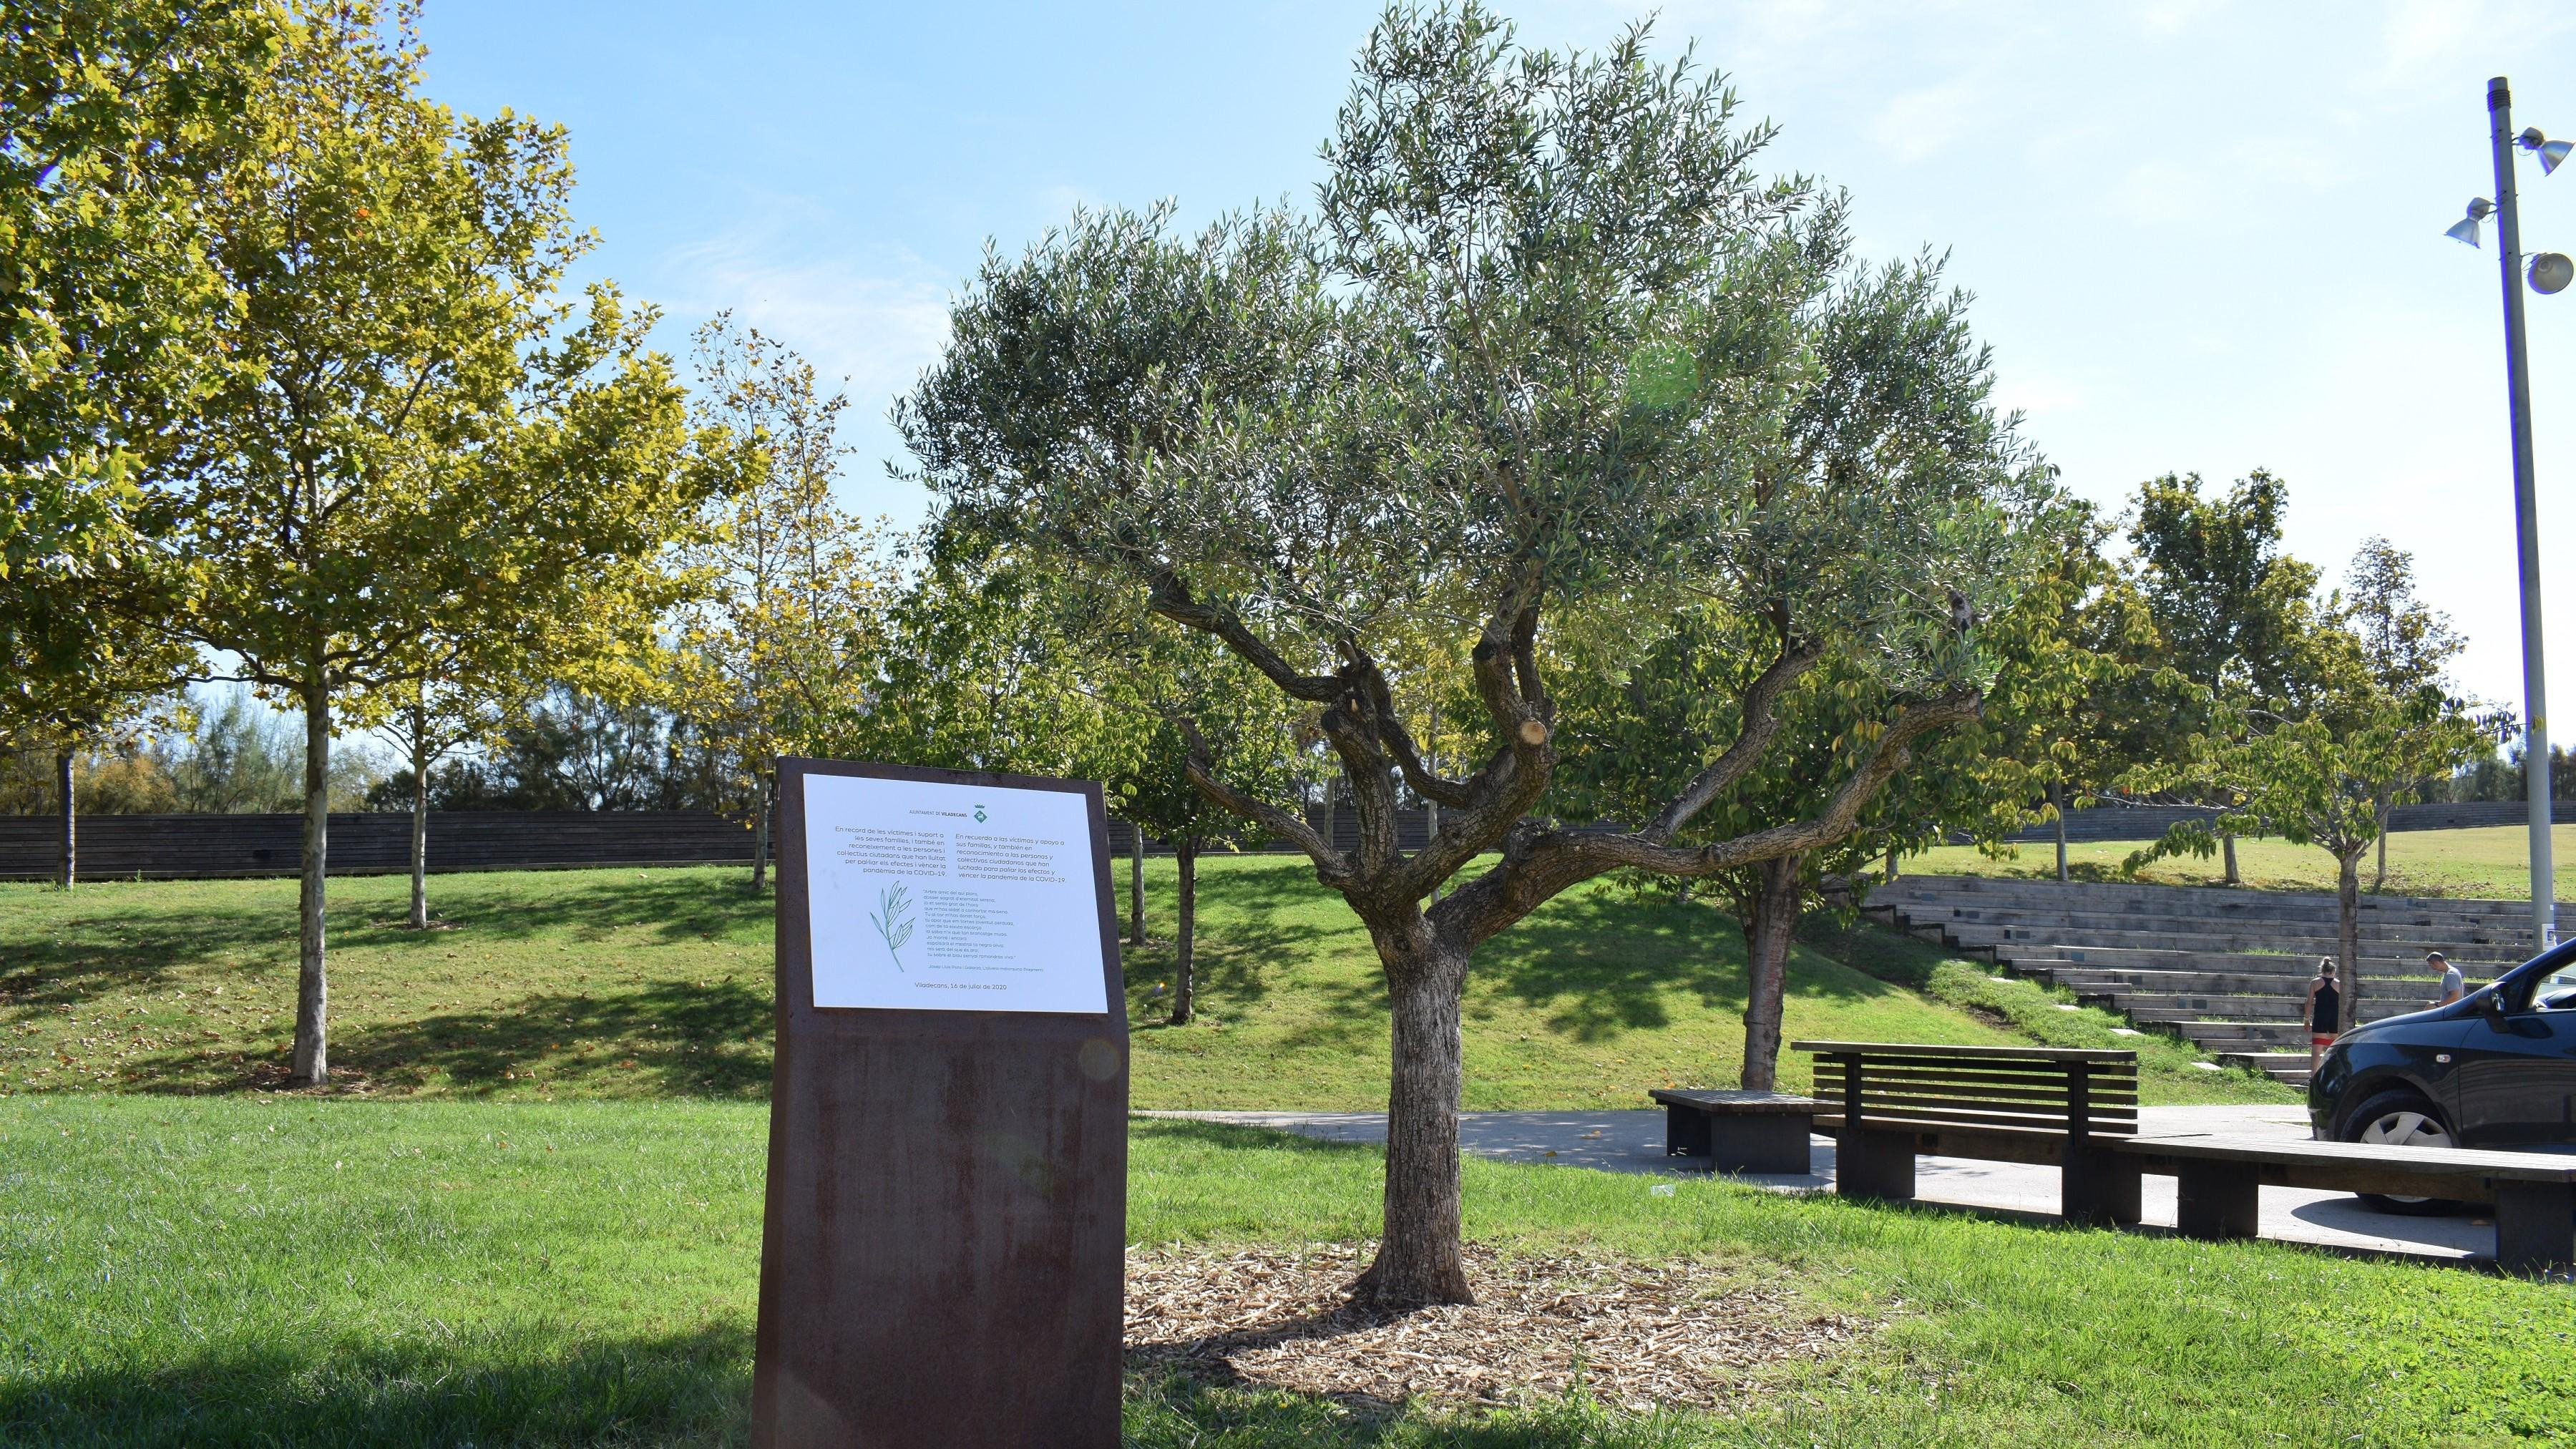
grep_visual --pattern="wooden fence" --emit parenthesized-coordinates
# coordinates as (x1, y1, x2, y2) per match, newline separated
(3, 798, 2564, 880)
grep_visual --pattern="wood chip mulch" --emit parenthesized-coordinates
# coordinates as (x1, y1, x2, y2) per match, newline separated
(1125, 1241, 1868, 1413)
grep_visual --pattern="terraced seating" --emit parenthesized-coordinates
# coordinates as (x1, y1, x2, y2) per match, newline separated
(1863, 874, 2546, 1087)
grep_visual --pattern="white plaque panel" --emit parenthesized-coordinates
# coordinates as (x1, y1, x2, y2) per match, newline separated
(801, 771, 1111, 1013)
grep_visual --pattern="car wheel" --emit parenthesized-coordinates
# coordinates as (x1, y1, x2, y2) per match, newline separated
(2339, 1091, 2462, 1216)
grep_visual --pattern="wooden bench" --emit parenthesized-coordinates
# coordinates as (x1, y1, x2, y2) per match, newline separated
(1792, 1040, 2142, 1225)
(1646, 1088, 1820, 1173)
(2117, 1133, 2576, 1274)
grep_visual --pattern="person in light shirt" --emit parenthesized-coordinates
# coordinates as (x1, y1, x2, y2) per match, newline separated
(2426, 951, 2464, 1008)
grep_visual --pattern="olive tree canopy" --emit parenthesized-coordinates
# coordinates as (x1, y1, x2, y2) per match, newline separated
(903, 4, 2054, 1305)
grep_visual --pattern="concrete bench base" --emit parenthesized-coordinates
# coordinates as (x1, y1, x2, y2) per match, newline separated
(2120, 1133, 2576, 1275)
(1646, 1089, 1818, 1174)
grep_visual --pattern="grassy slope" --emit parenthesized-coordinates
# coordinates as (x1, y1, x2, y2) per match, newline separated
(0, 857, 2272, 1107)
(1908, 821, 2576, 899)
(2, 1096, 2567, 1448)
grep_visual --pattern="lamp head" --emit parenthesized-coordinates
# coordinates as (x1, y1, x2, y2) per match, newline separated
(2447, 215, 2482, 247)
(2534, 253, 2575, 296)
(2522, 128, 2572, 175)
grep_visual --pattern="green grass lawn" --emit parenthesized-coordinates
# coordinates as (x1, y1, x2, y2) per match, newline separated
(0, 856, 2278, 1107)
(1, 1096, 2567, 1447)
(1908, 822, 2576, 900)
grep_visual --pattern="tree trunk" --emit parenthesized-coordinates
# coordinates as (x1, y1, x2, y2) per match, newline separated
(1350, 932, 1473, 1309)
(1128, 824, 1146, 945)
(1738, 853, 1804, 1091)
(408, 709, 430, 930)
(749, 773, 774, 894)
(2336, 849, 2362, 1033)
(2051, 782, 2069, 882)
(2373, 815, 2389, 892)
(1168, 836, 1197, 1026)
(2221, 831, 2240, 885)
(55, 748, 74, 891)
(293, 684, 332, 1085)
(1884, 845, 1898, 882)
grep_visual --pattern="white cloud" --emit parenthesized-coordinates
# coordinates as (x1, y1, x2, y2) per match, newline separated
(654, 223, 952, 405)
(646, 200, 957, 519)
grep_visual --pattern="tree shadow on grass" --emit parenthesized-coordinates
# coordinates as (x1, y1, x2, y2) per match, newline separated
(0, 1323, 751, 1449)
(383, 867, 774, 949)
(1131, 1116, 1381, 1156)
(1123, 858, 1358, 1023)
(0, 1309, 1670, 1449)
(0, 901, 301, 1013)
(1473, 893, 1923, 1045)
(0, 868, 771, 1019)
(1125, 1366, 1693, 1448)
(110, 977, 776, 1098)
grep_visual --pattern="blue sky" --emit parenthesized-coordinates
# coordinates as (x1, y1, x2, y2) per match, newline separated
(414, 0, 2576, 709)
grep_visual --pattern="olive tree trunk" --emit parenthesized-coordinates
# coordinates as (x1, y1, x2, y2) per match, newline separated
(1350, 924, 1473, 1309)
(55, 748, 75, 891)
(292, 681, 332, 1085)
(2336, 848, 2362, 1032)
(1167, 836, 1198, 1025)
(1737, 853, 1804, 1091)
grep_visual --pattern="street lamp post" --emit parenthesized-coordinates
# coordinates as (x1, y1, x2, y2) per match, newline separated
(2466, 77, 2570, 950)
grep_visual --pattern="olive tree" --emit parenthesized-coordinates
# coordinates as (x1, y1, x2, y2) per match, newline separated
(902, 5, 2050, 1305)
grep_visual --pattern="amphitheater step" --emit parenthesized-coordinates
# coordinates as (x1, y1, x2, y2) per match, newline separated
(1934, 922, 2524, 960)
(1986, 945, 2451, 979)
(2112, 997, 2430, 1023)
(2120, 1001, 2421, 1029)
(2214, 1050, 2316, 1087)
(2035, 967, 2443, 999)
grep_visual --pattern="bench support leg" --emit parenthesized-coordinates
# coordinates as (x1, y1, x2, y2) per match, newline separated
(2173, 1161, 2260, 1240)
(1709, 1113, 1813, 1174)
(1837, 1128, 1916, 1202)
(1664, 1105, 1712, 1160)
(2493, 1181, 2576, 1276)
(2063, 1147, 2142, 1227)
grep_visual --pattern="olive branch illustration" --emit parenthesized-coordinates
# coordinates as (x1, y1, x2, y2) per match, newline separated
(869, 882, 914, 972)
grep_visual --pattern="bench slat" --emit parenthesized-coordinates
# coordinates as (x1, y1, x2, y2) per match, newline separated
(2119, 1133, 2576, 1181)
(1803, 1046, 2122, 1072)
(1810, 1072, 2138, 1106)
(1813, 1057, 2132, 1078)
(1830, 1103, 2139, 1135)
(1792, 1040, 2137, 1063)
(1820, 1089, 2137, 1121)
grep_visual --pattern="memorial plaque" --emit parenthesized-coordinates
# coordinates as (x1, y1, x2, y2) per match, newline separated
(752, 758, 1127, 1449)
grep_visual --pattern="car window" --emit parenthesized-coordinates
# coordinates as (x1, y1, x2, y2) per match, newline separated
(2534, 965, 2576, 1012)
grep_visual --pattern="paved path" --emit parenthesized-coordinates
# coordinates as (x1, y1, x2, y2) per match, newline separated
(1144, 1104, 2500, 1262)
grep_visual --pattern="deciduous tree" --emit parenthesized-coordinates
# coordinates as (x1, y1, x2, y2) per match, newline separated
(669, 316, 899, 892)
(165, 2, 698, 1084)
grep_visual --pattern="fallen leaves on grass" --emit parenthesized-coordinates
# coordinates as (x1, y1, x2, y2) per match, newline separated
(1126, 1241, 1863, 1413)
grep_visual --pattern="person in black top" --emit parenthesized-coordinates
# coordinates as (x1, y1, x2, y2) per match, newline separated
(2305, 957, 2342, 1073)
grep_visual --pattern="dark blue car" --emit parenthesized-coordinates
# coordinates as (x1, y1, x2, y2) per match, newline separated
(2309, 945, 2576, 1211)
